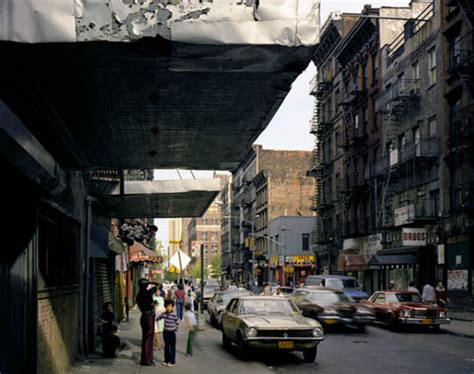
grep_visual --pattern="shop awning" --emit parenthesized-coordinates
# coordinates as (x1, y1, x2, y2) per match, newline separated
(368, 254, 418, 269)
(337, 254, 367, 272)
(129, 242, 162, 263)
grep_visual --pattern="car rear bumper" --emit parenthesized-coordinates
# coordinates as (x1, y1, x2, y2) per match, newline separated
(398, 318, 450, 325)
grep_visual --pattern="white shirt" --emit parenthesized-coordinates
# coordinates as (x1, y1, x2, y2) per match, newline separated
(421, 284, 436, 302)
(408, 286, 420, 295)
(183, 311, 197, 331)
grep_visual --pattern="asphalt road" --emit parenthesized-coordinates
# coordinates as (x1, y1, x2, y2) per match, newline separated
(70, 311, 474, 374)
(189, 316, 474, 374)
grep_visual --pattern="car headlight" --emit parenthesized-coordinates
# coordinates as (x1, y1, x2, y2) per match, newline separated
(313, 327, 324, 337)
(439, 311, 446, 318)
(246, 327, 257, 337)
(401, 310, 412, 317)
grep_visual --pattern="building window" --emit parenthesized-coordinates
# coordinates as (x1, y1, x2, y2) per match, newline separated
(362, 64, 367, 90)
(412, 60, 420, 89)
(413, 127, 421, 156)
(371, 53, 378, 82)
(430, 190, 439, 217)
(428, 116, 436, 137)
(335, 89, 341, 110)
(428, 47, 436, 85)
(302, 233, 310, 251)
(449, 34, 461, 69)
(451, 167, 462, 209)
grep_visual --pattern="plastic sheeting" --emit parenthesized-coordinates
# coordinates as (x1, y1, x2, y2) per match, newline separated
(0, 0, 320, 46)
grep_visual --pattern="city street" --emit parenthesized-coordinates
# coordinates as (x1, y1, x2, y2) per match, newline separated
(70, 310, 474, 374)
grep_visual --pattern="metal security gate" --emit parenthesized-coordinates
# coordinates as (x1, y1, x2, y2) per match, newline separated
(89, 258, 114, 351)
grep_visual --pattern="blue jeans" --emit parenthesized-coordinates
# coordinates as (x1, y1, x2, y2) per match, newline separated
(176, 299, 184, 320)
(163, 331, 176, 364)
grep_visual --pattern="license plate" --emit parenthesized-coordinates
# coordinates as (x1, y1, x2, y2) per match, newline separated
(421, 319, 432, 325)
(324, 319, 337, 325)
(278, 341, 294, 349)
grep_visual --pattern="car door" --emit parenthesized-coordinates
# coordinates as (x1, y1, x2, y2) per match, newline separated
(372, 293, 390, 322)
(222, 298, 238, 340)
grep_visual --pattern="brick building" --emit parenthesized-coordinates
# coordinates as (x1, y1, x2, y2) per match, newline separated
(440, 0, 474, 305)
(228, 145, 315, 286)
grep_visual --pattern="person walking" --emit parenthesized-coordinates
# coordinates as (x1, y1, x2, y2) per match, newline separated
(156, 300, 180, 367)
(97, 302, 117, 357)
(421, 281, 436, 304)
(153, 289, 166, 350)
(136, 278, 158, 366)
(262, 282, 272, 296)
(175, 282, 186, 320)
(183, 303, 197, 357)
(435, 281, 448, 307)
(407, 281, 420, 295)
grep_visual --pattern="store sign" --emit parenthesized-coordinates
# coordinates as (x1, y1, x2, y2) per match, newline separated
(402, 228, 426, 246)
(285, 255, 315, 265)
(367, 234, 382, 255)
(394, 205, 414, 226)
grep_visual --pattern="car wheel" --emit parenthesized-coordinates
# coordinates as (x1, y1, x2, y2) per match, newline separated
(237, 333, 250, 361)
(357, 324, 366, 333)
(222, 331, 231, 350)
(303, 346, 318, 362)
(387, 314, 398, 331)
(432, 324, 441, 332)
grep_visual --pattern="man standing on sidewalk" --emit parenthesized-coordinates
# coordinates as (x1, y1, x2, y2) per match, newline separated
(136, 278, 158, 366)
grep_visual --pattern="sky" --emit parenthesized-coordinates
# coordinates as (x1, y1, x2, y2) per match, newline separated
(154, 0, 411, 246)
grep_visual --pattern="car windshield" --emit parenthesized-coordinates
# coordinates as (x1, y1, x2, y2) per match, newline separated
(325, 279, 360, 289)
(240, 299, 299, 316)
(307, 291, 353, 304)
(395, 293, 422, 303)
(217, 291, 251, 304)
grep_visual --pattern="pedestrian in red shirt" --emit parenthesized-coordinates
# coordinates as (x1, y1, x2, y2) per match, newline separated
(174, 282, 186, 320)
(435, 281, 448, 308)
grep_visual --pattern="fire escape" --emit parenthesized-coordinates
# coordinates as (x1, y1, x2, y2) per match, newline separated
(340, 77, 369, 237)
(374, 78, 441, 228)
(308, 77, 334, 265)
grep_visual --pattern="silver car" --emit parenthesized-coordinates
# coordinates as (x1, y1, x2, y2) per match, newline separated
(221, 296, 324, 362)
(208, 289, 252, 328)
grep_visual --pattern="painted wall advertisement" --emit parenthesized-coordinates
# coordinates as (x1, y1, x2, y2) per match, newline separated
(394, 205, 414, 226)
(447, 269, 469, 291)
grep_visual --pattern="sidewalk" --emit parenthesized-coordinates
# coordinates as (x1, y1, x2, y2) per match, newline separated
(69, 310, 209, 374)
(442, 309, 474, 339)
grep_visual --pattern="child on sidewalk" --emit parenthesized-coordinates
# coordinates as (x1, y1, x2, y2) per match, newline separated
(156, 300, 179, 367)
(183, 303, 197, 357)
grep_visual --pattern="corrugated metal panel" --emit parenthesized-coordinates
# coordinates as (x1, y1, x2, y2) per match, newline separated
(89, 259, 114, 351)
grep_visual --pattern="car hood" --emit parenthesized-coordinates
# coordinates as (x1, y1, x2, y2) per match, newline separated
(240, 314, 318, 328)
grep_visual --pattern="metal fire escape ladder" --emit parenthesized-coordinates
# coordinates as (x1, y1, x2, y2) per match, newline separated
(311, 94, 323, 243)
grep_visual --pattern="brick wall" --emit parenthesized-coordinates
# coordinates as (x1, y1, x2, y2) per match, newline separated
(37, 290, 79, 374)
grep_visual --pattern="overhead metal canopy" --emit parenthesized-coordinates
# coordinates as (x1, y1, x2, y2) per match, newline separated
(0, 0, 319, 171)
(101, 179, 221, 218)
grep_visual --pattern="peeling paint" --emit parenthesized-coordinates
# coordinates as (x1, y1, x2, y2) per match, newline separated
(0, 0, 320, 46)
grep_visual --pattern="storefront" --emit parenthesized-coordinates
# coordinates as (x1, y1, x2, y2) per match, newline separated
(270, 255, 316, 286)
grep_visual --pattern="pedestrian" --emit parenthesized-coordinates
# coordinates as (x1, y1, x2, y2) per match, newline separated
(183, 303, 197, 357)
(175, 282, 186, 320)
(159, 283, 166, 299)
(421, 281, 436, 304)
(136, 278, 158, 366)
(153, 289, 166, 350)
(102, 325, 121, 358)
(388, 281, 395, 290)
(97, 302, 117, 357)
(186, 287, 195, 312)
(408, 281, 420, 295)
(435, 281, 448, 307)
(156, 300, 180, 367)
(262, 282, 272, 296)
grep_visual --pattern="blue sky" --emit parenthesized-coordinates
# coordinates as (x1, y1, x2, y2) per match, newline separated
(155, 0, 411, 245)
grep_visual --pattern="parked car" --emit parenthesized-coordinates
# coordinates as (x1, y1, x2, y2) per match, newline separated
(208, 289, 252, 327)
(361, 291, 450, 330)
(303, 275, 368, 301)
(196, 286, 218, 310)
(221, 296, 324, 362)
(291, 287, 374, 332)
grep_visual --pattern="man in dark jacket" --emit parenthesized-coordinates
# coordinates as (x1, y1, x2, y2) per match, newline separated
(136, 278, 158, 366)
